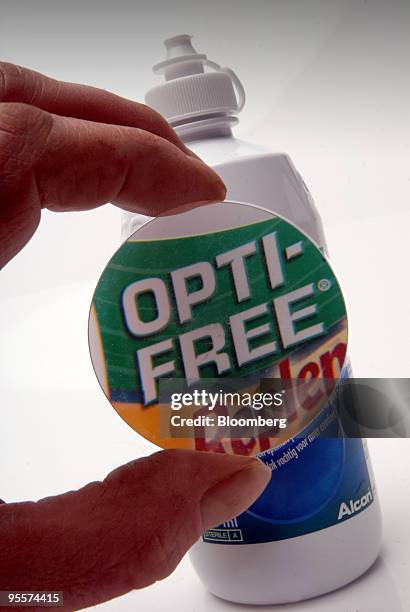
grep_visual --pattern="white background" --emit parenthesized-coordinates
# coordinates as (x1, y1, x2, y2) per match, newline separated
(1, 1, 410, 610)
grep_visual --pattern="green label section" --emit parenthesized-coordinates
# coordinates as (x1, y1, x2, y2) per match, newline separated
(93, 218, 346, 404)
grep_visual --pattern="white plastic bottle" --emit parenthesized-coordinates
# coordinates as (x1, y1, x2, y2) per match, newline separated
(122, 35, 382, 605)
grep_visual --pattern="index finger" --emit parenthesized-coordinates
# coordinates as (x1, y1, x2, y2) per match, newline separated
(0, 103, 226, 268)
(0, 61, 191, 155)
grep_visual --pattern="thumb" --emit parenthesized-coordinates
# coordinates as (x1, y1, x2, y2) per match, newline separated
(0, 450, 271, 610)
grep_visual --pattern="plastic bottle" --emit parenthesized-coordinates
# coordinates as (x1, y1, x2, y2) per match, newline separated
(121, 34, 382, 605)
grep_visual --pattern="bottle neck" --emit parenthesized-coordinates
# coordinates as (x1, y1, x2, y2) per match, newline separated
(173, 113, 237, 143)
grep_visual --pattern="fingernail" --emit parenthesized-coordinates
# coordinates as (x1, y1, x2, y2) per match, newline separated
(182, 145, 202, 160)
(157, 169, 226, 217)
(186, 155, 227, 203)
(212, 173, 227, 201)
(200, 459, 271, 530)
(193, 167, 226, 205)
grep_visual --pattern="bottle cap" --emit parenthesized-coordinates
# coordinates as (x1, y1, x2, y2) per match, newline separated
(145, 34, 245, 125)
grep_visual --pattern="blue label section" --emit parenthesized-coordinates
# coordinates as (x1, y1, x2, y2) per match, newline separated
(203, 382, 374, 544)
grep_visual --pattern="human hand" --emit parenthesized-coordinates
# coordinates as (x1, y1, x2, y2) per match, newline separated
(0, 450, 270, 610)
(0, 63, 271, 610)
(0, 61, 226, 267)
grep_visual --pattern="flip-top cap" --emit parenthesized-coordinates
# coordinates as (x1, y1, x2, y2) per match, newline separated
(145, 34, 245, 125)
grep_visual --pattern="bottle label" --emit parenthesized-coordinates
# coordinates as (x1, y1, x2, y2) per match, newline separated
(88, 207, 371, 542)
(203, 393, 375, 545)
